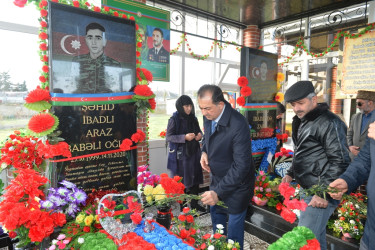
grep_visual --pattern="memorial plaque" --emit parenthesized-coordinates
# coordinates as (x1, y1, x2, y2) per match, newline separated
(51, 103, 137, 193)
(246, 105, 277, 140)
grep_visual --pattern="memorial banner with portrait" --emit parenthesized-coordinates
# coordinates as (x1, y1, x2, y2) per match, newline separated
(336, 30, 375, 99)
(48, 2, 138, 193)
(102, 0, 170, 81)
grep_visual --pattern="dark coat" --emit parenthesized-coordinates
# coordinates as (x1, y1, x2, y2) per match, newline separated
(202, 101, 254, 214)
(287, 103, 351, 189)
(340, 116, 375, 248)
(166, 112, 203, 189)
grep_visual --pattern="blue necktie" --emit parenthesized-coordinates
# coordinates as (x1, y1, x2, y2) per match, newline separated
(211, 121, 217, 134)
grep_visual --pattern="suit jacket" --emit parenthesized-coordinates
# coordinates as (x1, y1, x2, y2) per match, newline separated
(201, 101, 254, 214)
(347, 112, 370, 160)
(147, 46, 169, 63)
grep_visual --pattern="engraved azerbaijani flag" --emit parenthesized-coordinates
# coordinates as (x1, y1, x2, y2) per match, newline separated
(51, 92, 134, 106)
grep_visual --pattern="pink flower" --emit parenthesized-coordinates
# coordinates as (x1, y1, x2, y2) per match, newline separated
(266, 188, 271, 193)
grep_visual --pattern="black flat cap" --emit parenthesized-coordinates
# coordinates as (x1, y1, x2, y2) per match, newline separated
(284, 81, 315, 103)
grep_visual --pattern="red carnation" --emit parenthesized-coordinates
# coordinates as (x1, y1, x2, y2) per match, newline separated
(39, 76, 47, 83)
(182, 207, 190, 214)
(83, 226, 91, 233)
(237, 76, 248, 87)
(25, 87, 51, 103)
(276, 202, 284, 211)
(40, 0, 48, 7)
(240, 86, 252, 97)
(213, 233, 223, 239)
(134, 85, 153, 97)
(42, 65, 49, 73)
(51, 212, 66, 227)
(40, 21, 47, 28)
(131, 133, 142, 143)
(136, 129, 146, 142)
(202, 233, 211, 240)
(42, 55, 48, 62)
(178, 214, 186, 222)
(39, 43, 47, 51)
(141, 68, 153, 82)
(236, 96, 245, 106)
(28, 113, 56, 133)
(280, 206, 297, 224)
(186, 237, 195, 245)
(120, 139, 132, 151)
(40, 9, 48, 17)
(179, 229, 189, 239)
(279, 182, 295, 199)
(8, 231, 17, 238)
(72, 1, 79, 7)
(186, 215, 194, 223)
(148, 98, 156, 110)
(39, 32, 48, 40)
(13, 0, 27, 7)
(130, 212, 142, 225)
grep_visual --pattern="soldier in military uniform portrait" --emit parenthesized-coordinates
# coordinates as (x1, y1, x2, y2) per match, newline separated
(147, 27, 169, 63)
(71, 22, 123, 93)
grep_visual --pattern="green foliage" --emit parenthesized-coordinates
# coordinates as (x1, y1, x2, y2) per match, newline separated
(77, 232, 117, 250)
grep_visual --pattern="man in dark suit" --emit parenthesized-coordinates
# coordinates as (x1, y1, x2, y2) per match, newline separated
(347, 90, 375, 160)
(198, 84, 254, 250)
(147, 28, 169, 63)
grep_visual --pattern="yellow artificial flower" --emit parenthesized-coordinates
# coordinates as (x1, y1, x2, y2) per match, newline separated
(277, 82, 281, 91)
(84, 214, 94, 226)
(153, 184, 166, 201)
(95, 215, 99, 223)
(76, 213, 85, 224)
(275, 92, 285, 102)
(277, 72, 285, 83)
(143, 185, 154, 196)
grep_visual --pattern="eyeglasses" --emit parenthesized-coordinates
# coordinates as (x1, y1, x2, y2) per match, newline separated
(356, 102, 363, 107)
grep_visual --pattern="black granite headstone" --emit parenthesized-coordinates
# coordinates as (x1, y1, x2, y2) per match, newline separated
(51, 103, 137, 193)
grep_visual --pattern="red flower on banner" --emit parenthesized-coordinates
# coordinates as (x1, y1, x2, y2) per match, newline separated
(25, 87, 50, 103)
(237, 76, 248, 87)
(42, 55, 48, 62)
(120, 138, 132, 151)
(137, 42, 142, 48)
(136, 51, 141, 57)
(129, 16, 135, 21)
(122, 14, 127, 19)
(85, 2, 90, 6)
(236, 96, 245, 106)
(148, 98, 156, 110)
(28, 113, 56, 133)
(40, 0, 47, 7)
(94, 6, 101, 12)
(114, 11, 119, 17)
(240, 86, 252, 97)
(104, 6, 109, 12)
(134, 85, 153, 97)
(13, 0, 27, 7)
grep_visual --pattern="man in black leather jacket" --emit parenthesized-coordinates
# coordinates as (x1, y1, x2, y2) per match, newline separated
(282, 81, 350, 250)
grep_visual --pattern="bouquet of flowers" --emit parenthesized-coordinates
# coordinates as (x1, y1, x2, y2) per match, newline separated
(269, 148, 293, 176)
(40, 180, 87, 218)
(171, 207, 200, 246)
(137, 165, 160, 192)
(268, 226, 320, 250)
(328, 192, 367, 240)
(0, 168, 66, 247)
(253, 170, 274, 205)
(196, 224, 241, 250)
(277, 183, 307, 224)
(142, 173, 185, 207)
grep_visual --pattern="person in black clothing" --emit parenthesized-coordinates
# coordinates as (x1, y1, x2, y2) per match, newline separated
(166, 95, 205, 212)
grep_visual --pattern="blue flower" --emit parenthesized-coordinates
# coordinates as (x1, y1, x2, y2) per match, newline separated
(57, 187, 69, 196)
(60, 180, 76, 189)
(73, 189, 87, 205)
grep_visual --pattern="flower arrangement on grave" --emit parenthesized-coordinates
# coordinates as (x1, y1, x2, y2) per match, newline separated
(0, 130, 71, 173)
(268, 226, 320, 250)
(277, 183, 307, 224)
(0, 168, 67, 248)
(40, 180, 87, 218)
(253, 170, 274, 206)
(197, 224, 241, 250)
(170, 206, 200, 246)
(328, 192, 367, 240)
(70, 232, 118, 250)
(137, 164, 160, 192)
(142, 173, 185, 207)
(269, 147, 293, 176)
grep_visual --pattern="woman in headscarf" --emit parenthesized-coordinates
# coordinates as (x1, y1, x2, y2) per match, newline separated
(166, 95, 205, 212)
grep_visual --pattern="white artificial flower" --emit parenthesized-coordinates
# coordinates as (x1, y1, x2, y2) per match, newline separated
(1, 163, 8, 170)
(228, 239, 234, 244)
(78, 237, 84, 244)
(208, 245, 215, 250)
(52, 240, 58, 245)
(216, 224, 224, 230)
(350, 220, 355, 224)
